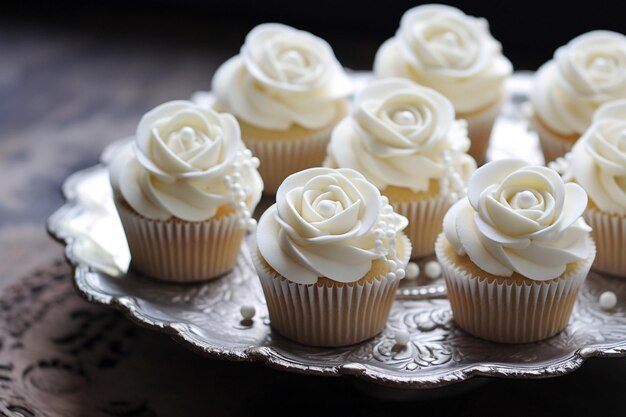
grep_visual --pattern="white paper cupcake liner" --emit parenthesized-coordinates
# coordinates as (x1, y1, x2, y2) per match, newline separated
(435, 234, 595, 343)
(115, 200, 246, 283)
(584, 206, 626, 277)
(390, 194, 450, 259)
(244, 128, 332, 194)
(531, 117, 577, 163)
(252, 234, 411, 347)
(462, 98, 503, 165)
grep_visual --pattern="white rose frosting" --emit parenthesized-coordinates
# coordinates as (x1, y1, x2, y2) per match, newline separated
(374, 4, 512, 114)
(328, 78, 476, 192)
(327, 78, 476, 194)
(531, 31, 626, 136)
(568, 99, 626, 215)
(109, 100, 263, 223)
(443, 159, 592, 280)
(256, 168, 408, 284)
(212, 23, 352, 131)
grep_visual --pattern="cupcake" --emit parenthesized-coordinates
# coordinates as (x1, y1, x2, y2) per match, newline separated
(212, 23, 352, 193)
(109, 100, 263, 282)
(253, 167, 411, 346)
(374, 4, 512, 164)
(326, 78, 476, 258)
(531, 31, 626, 163)
(436, 159, 595, 343)
(565, 99, 626, 276)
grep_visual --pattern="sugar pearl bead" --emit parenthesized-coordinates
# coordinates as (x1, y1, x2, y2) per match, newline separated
(405, 262, 420, 280)
(387, 272, 397, 280)
(179, 126, 195, 141)
(599, 291, 618, 310)
(394, 330, 410, 347)
(424, 261, 442, 279)
(395, 268, 406, 279)
(240, 305, 256, 320)
(317, 200, 335, 217)
(282, 49, 305, 66)
(393, 110, 416, 126)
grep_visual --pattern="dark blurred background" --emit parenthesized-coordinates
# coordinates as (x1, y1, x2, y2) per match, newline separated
(2, 0, 626, 71)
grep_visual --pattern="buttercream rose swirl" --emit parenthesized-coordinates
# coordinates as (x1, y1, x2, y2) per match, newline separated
(109, 100, 263, 222)
(135, 101, 238, 181)
(243, 27, 331, 92)
(398, 5, 487, 75)
(532, 31, 626, 135)
(212, 23, 352, 130)
(374, 5, 512, 114)
(444, 159, 591, 280)
(569, 99, 626, 215)
(329, 78, 475, 193)
(257, 168, 408, 284)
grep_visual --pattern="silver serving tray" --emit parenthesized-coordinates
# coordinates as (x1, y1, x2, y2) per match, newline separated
(48, 73, 626, 390)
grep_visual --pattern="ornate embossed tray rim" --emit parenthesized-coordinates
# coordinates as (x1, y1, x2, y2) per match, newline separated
(48, 73, 626, 390)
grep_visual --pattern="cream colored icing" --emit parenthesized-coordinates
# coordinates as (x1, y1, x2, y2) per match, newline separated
(373, 4, 512, 114)
(443, 159, 592, 280)
(327, 78, 476, 193)
(256, 167, 408, 284)
(531, 30, 626, 136)
(109, 100, 263, 223)
(212, 23, 352, 131)
(568, 99, 626, 215)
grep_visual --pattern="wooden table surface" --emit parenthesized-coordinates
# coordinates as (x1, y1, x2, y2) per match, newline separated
(1, 22, 625, 417)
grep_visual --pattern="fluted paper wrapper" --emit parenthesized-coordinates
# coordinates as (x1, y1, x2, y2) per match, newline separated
(252, 234, 411, 347)
(244, 128, 331, 194)
(436, 234, 595, 343)
(531, 117, 577, 163)
(390, 195, 449, 259)
(584, 207, 626, 277)
(116, 200, 246, 283)
(463, 99, 503, 165)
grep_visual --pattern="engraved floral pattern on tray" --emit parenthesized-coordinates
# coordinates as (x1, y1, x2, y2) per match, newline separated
(48, 74, 626, 389)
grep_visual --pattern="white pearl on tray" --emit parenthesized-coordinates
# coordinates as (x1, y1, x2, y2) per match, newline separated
(240, 305, 256, 321)
(424, 261, 442, 280)
(599, 291, 617, 310)
(405, 262, 420, 280)
(394, 330, 410, 347)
